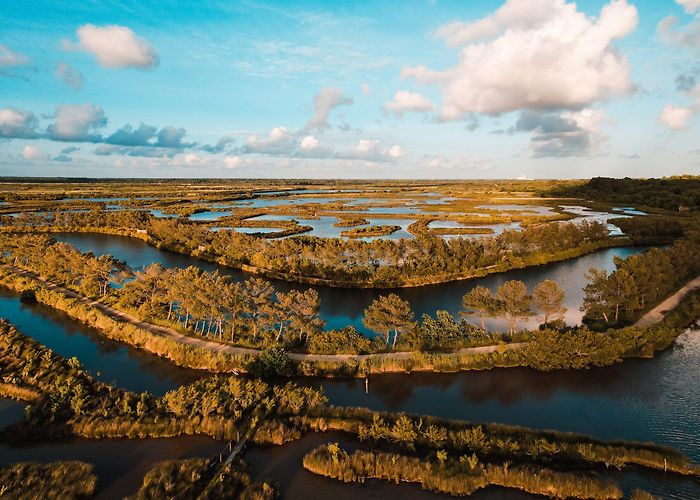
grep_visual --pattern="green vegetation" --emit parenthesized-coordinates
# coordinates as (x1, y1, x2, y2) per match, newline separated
(0, 461, 97, 499)
(301, 407, 699, 477)
(0, 320, 325, 442)
(130, 457, 277, 500)
(303, 444, 622, 499)
(340, 224, 400, 238)
(582, 237, 700, 327)
(547, 176, 700, 212)
(2, 209, 621, 288)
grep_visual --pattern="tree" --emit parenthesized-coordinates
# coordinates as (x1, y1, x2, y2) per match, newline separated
(582, 268, 639, 325)
(362, 294, 415, 348)
(277, 289, 323, 344)
(533, 279, 566, 325)
(496, 280, 532, 333)
(222, 282, 245, 341)
(243, 278, 275, 340)
(461, 286, 500, 330)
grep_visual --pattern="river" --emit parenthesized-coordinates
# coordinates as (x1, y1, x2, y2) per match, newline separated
(52, 232, 650, 333)
(1, 233, 698, 498)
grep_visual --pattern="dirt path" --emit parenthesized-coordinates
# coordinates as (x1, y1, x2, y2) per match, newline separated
(2, 264, 523, 363)
(634, 275, 700, 328)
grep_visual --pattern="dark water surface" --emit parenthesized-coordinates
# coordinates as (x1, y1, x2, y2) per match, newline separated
(52, 232, 650, 332)
(1, 233, 697, 498)
(0, 288, 202, 395)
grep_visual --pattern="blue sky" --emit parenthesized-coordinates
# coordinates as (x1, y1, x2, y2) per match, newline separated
(1, 0, 699, 178)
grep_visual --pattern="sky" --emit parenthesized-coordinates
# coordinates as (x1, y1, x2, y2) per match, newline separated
(1, 0, 700, 179)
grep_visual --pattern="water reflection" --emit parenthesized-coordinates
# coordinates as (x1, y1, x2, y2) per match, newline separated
(312, 330, 700, 463)
(0, 288, 202, 395)
(51, 233, 651, 334)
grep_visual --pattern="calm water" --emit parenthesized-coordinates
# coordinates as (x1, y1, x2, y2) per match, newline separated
(0, 423, 222, 500)
(0, 288, 201, 395)
(52, 232, 650, 333)
(2, 234, 698, 498)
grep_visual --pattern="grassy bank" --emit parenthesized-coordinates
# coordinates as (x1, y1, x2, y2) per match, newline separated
(0, 461, 97, 499)
(303, 444, 623, 499)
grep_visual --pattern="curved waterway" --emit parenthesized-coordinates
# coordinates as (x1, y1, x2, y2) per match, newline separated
(1, 233, 698, 498)
(52, 232, 651, 332)
(0, 287, 202, 395)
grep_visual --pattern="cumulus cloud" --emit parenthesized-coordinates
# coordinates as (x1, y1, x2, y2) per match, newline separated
(67, 24, 159, 69)
(305, 87, 353, 130)
(224, 156, 246, 168)
(0, 107, 39, 138)
(243, 127, 295, 155)
(106, 123, 157, 146)
(47, 103, 107, 142)
(199, 136, 235, 153)
(384, 90, 434, 116)
(403, 0, 638, 119)
(55, 62, 85, 90)
(52, 146, 80, 162)
(94, 144, 179, 158)
(23, 145, 50, 160)
(347, 139, 405, 162)
(658, 15, 700, 52)
(677, 0, 700, 15)
(0, 44, 30, 68)
(659, 105, 694, 130)
(155, 126, 188, 148)
(299, 135, 320, 150)
(512, 108, 607, 157)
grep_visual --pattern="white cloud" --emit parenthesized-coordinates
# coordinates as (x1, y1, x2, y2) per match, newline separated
(513, 108, 607, 157)
(55, 62, 85, 90)
(300, 135, 320, 150)
(23, 145, 49, 160)
(305, 87, 353, 130)
(244, 126, 295, 154)
(384, 90, 434, 116)
(69, 24, 159, 69)
(658, 14, 700, 52)
(677, 0, 700, 14)
(0, 44, 30, 68)
(47, 103, 107, 142)
(659, 83, 700, 131)
(350, 139, 404, 162)
(403, 0, 638, 119)
(224, 156, 245, 168)
(659, 105, 695, 130)
(386, 145, 405, 159)
(0, 107, 39, 138)
(421, 154, 494, 171)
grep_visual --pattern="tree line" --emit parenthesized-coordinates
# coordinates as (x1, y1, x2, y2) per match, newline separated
(581, 237, 700, 327)
(4, 208, 613, 287)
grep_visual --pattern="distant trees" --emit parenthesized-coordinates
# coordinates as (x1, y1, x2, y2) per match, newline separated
(461, 286, 499, 330)
(460, 279, 568, 333)
(533, 280, 566, 325)
(496, 280, 533, 334)
(6, 207, 613, 287)
(582, 238, 700, 327)
(363, 294, 415, 348)
(0, 233, 131, 297)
